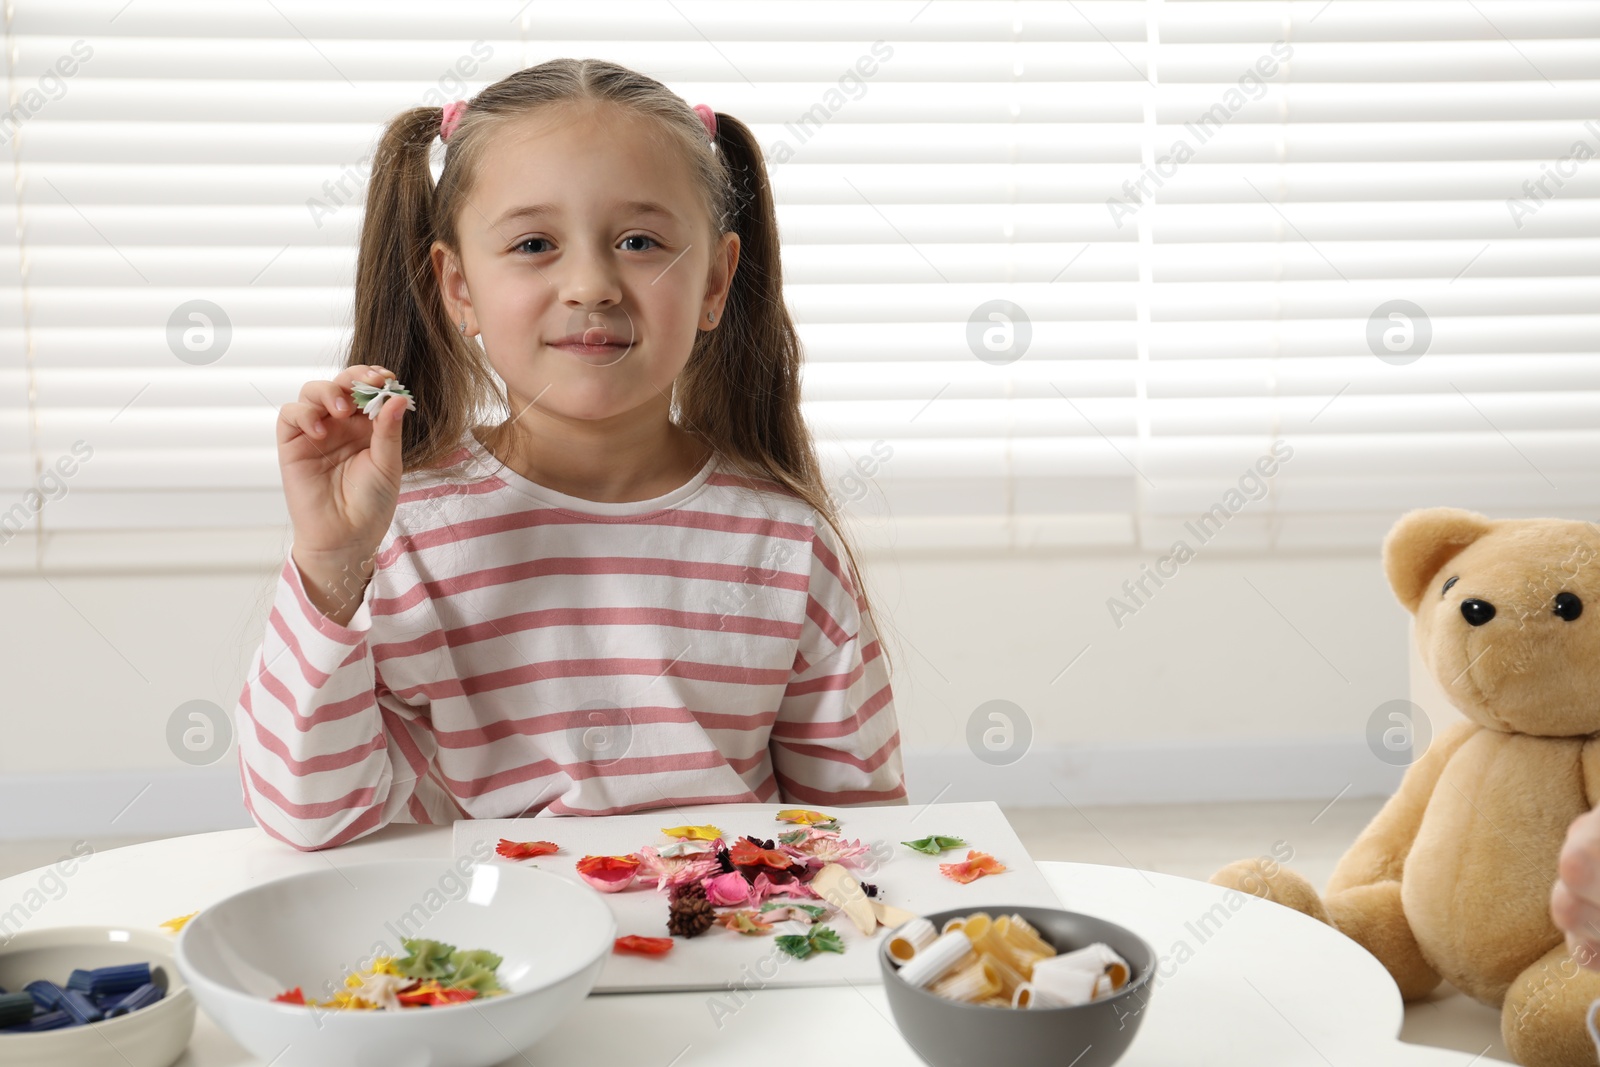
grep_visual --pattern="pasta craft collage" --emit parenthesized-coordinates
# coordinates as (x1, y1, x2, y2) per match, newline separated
(493, 811, 926, 963)
(451, 801, 1067, 993)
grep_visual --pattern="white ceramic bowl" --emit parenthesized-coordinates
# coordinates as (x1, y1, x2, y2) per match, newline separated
(0, 924, 196, 1067)
(174, 858, 615, 1067)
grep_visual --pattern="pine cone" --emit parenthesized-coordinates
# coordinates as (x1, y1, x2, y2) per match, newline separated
(669, 880, 706, 906)
(667, 882, 717, 938)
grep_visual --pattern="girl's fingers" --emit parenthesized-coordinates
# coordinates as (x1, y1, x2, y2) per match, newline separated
(303, 380, 362, 419)
(279, 401, 322, 442)
(296, 369, 395, 420)
(334, 365, 396, 391)
(302, 366, 394, 406)
(279, 399, 359, 443)
(279, 369, 394, 450)
(367, 386, 406, 480)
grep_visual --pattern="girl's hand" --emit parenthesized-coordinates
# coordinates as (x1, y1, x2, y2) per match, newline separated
(1553, 806, 1600, 969)
(277, 364, 408, 578)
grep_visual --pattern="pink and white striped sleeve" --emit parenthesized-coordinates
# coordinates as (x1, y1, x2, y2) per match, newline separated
(769, 518, 908, 806)
(232, 548, 431, 851)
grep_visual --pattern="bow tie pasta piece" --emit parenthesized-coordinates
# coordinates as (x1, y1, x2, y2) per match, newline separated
(350, 377, 416, 420)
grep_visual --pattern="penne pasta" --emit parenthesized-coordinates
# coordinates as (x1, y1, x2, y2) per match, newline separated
(977, 948, 1030, 1001)
(1033, 942, 1130, 993)
(1000, 913, 1056, 959)
(972, 922, 1031, 976)
(960, 912, 994, 943)
(1056, 943, 1125, 979)
(929, 955, 1000, 1003)
(887, 917, 938, 964)
(896, 930, 976, 989)
(894, 912, 1134, 1013)
(1007, 912, 1043, 940)
(1030, 964, 1101, 1007)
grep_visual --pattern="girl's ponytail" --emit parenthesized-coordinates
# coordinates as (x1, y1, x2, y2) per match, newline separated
(678, 112, 894, 679)
(679, 112, 815, 492)
(347, 105, 499, 473)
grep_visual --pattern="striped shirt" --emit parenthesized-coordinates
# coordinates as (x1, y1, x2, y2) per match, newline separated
(234, 428, 907, 851)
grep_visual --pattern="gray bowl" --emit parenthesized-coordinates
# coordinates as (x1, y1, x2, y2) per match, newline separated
(878, 905, 1155, 1067)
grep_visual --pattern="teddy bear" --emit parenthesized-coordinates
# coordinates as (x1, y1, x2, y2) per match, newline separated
(1209, 506, 1600, 1067)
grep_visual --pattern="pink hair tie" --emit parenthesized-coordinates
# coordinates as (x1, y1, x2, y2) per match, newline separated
(440, 100, 469, 143)
(691, 103, 717, 143)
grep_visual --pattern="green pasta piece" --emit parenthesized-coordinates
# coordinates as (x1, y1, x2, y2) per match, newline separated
(395, 938, 457, 979)
(774, 924, 846, 960)
(901, 834, 967, 855)
(808, 926, 845, 955)
(448, 948, 503, 973)
(760, 901, 827, 921)
(774, 934, 814, 959)
(446, 960, 504, 994)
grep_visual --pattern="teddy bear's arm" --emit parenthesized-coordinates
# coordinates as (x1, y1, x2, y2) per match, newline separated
(1325, 718, 1480, 895)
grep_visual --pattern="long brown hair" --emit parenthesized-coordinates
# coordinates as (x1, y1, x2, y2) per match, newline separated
(348, 57, 892, 677)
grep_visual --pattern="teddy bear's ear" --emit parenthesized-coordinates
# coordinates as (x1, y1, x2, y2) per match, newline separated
(1382, 507, 1494, 614)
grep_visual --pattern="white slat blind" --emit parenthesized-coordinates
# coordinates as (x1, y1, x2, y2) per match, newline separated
(2, 0, 1597, 570)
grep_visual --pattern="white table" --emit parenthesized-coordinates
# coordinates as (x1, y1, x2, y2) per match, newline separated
(0, 824, 1509, 1066)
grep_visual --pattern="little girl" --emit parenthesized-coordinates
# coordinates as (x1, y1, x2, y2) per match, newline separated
(235, 58, 907, 852)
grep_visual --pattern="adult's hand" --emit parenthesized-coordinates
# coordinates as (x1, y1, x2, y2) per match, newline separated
(1552, 806, 1600, 969)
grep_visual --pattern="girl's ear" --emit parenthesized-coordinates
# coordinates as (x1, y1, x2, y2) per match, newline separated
(1382, 507, 1494, 614)
(430, 241, 473, 326)
(700, 231, 740, 329)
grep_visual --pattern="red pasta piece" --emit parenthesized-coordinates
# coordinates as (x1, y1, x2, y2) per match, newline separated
(614, 935, 676, 956)
(495, 838, 559, 860)
(395, 981, 479, 1007)
(729, 837, 792, 871)
(939, 849, 1008, 884)
(576, 853, 643, 892)
(271, 986, 306, 1005)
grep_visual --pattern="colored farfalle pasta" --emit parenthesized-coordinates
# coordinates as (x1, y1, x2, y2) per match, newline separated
(349, 376, 416, 420)
(271, 938, 508, 1011)
(887, 911, 1131, 1010)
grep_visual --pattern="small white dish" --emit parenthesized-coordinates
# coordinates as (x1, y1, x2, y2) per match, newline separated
(0, 924, 196, 1067)
(175, 858, 615, 1067)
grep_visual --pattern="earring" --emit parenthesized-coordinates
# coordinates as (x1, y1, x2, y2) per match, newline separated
(707, 311, 715, 323)
(459, 319, 467, 335)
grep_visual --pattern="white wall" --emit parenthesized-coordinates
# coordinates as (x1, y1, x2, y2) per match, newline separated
(0, 529, 1415, 839)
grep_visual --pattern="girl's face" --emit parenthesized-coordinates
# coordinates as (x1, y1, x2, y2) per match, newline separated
(432, 106, 739, 424)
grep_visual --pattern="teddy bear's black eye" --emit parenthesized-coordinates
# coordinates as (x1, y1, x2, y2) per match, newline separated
(1441, 575, 1459, 595)
(1554, 592, 1583, 621)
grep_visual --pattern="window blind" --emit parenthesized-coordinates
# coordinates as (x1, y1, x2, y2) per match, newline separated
(2, 0, 1596, 570)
